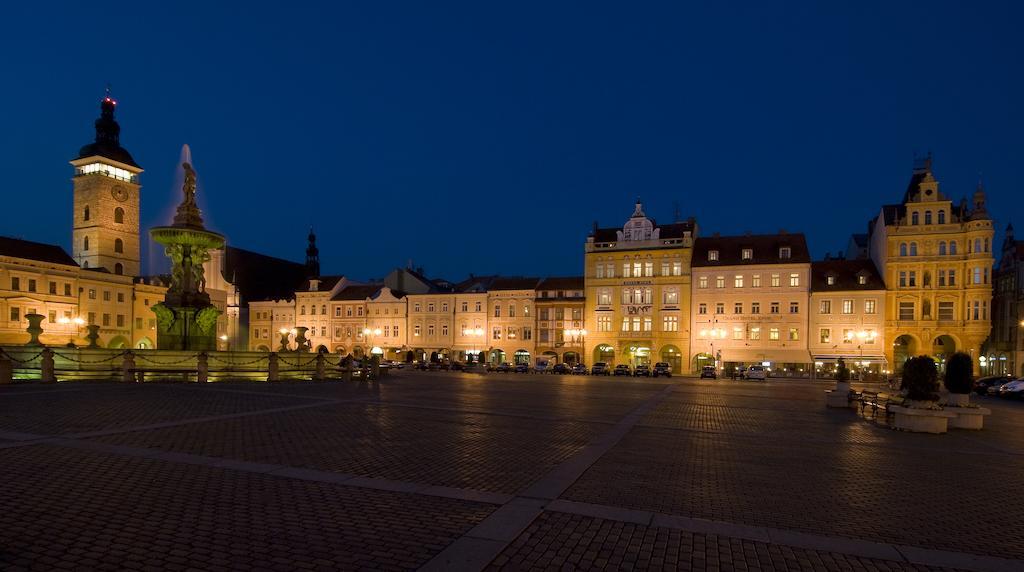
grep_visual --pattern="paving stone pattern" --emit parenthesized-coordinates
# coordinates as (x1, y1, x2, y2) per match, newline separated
(489, 511, 958, 571)
(1, 374, 1022, 570)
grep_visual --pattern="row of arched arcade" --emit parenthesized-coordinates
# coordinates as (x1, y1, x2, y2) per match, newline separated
(590, 343, 685, 374)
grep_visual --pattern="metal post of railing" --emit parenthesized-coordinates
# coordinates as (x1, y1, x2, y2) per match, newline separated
(122, 351, 136, 383)
(0, 349, 12, 385)
(40, 348, 56, 383)
(267, 353, 280, 382)
(197, 352, 209, 383)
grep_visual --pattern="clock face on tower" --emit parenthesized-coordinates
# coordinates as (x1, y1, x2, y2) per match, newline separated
(111, 185, 129, 202)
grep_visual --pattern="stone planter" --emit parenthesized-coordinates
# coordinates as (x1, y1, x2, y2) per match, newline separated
(945, 393, 971, 407)
(825, 381, 853, 408)
(947, 405, 992, 430)
(890, 403, 957, 434)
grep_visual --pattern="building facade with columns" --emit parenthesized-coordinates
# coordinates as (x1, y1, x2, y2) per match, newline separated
(867, 159, 994, 372)
(584, 202, 696, 373)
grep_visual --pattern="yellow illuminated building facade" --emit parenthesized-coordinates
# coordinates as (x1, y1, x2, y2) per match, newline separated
(868, 159, 994, 372)
(584, 202, 695, 373)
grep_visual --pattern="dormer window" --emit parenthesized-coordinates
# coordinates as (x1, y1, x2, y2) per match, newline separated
(858, 275, 867, 285)
(779, 247, 791, 259)
(708, 250, 719, 262)
(741, 249, 752, 260)
(826, 275, 836, 286)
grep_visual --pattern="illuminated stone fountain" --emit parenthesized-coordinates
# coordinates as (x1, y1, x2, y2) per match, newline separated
(149, 146, 225, 350)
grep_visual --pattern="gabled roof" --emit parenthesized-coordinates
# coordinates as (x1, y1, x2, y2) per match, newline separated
(0, 236, 78, 267)
(692, 234, 810, 267)
(810, 259, 885, 291)
(488, 276, 540, 291)
(223, 246, 308, 302)
(453, 275, 498, 293)
(331, 284, 383, 301)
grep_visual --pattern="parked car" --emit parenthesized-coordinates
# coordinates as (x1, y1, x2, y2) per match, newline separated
(652, 362, 672, 378)
(633, 364, 651, 377)
(998, 378, 1024, 398)
(591, 362, 611, 376)
(495, 362, 513, 373)
(551, 363, 570, 374)
(745, 365, 768, 381)
(700, 365, 717, 379)
(571, 363, 588, 375)
(613, 364, 632, 376)
(532, 362, 549, 374)
(973, 374, 1013, 395)
(514, 363, 530, 373)
(450, 361, 466, 371)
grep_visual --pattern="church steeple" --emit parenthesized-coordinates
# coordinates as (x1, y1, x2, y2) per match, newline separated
(305, 228, 320, 279)
(75, 89, 139, 168)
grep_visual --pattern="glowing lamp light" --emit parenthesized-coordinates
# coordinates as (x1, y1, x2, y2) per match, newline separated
(219, 334, 229, 341)
(279, 328, 289, 335)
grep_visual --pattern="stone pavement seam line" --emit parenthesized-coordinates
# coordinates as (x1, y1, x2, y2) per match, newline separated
(546, 499, 1023, 572)
(169, 384, 354, 401)
(376, 399, 617, 426)
(421, 384, 678, 572)
(63, 397, 372, 439)
(44, 437, 515, 506)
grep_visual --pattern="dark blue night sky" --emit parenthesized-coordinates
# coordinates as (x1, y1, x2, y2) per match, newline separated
(2, 1, 1021, 281)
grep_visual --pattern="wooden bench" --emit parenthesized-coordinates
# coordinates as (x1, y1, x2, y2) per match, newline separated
(859, 391, 905, 420)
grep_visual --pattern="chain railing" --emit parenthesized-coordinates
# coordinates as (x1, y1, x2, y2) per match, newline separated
(0, 346, 378, 384)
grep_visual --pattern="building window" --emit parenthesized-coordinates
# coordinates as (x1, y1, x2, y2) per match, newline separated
(790, 302, 799, 314)
(321, 305, 326, 315)
(644, 261, 653, 277)
(88, 288, 96, 300)
(864, 299, 876, 314)
(663, 290, 678, 305)
(631, 317, 641, 332)
(770, 302, 780, 314)
(117, 292, 125, 303)
(103, 290, 111, 302)
(715, 276, 725, 288)
(596, 263, 605, 278)
(898, 302, 915, 321)
(749, 327, 761, 340)
(843, 329, 854, 342)
(508, 305, 516, 318)
(826, 275, 835, 285)
(938, 210, 946, 224)
(771, 273, 780, 287)
(899, 271, 907, 288)
(949, 270, 956, 286)
(27, 279, 36, 293)
(672, 261, 682, 276)
(732, 327, 743, 340)
(300, 306, 306, 315)
(715, 303, 725, 314)
(461, 302, 468, 312)
(698, 276, 708, 289)
(335, 307, 341, 317)
(83, 206, 90, 221)
(64, 284, 72, 296)
(742, 248, 753, 260)
(492, 327, 500, 340)
(789, 273, 800, 287)
(858, 275, 867, 285)
(49, 281, 57, 295)
(393, 325, 399, 337)
(441, 303, 448, 312)
(598, 316, 612, 331)
(621, 317, 630, 332)
(779, 247, 791, 259)
(909, 243, 918, 256)
(973, 267, 982, 285)
(598, 289, 612, 305)
(622, 261, 631, 277)
(475, 301, 482, 312)
(819, 300, 831, 314)
(663, 316, 678, 331)
(102, 314, 111, 326)
(441, 324, 448, 336)
(642, 317, 652, 332)
(10, 307, 19, 321)
(116, 315, 125, 327)
(820, 328, 831, 343)
(789, 328, 799, 341)
(114, 263, 123, 275)
(427, 324, 435, 336)
(708, 250, 719, 261)
(912, 212, 919, 225)
(751, 302, 760, 314)
(83, 237, 90, 251)
(751, 274, 761, 288)
(734, 275, 743, 288)
(734, 302, 743, 314)
(908, 271, 917, 287)
(660, 260, 669, 276)
(427, 303, 435, 312)
(698, 303, 707, 315)
(938, 301, 955, 321)
(924, 210, 932, 225)
(842, 300, 853, 314)
(357, 307, 363, 317)
(493, 305, 500, 317)
(114, 207, 124, 224)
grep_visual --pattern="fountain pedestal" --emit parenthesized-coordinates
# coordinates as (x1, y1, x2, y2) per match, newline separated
(149, 150, 225, 351)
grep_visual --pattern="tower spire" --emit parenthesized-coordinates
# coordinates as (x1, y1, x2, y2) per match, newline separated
(305, 227, 320, 279)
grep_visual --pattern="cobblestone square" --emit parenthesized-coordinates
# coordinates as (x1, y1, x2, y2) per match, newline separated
(1, 372, 1021, 571)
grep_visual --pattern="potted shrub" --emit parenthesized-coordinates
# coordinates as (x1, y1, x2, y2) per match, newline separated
(825, 357, 854, 408)
(890, 355, 955, 433)
(943, 351, 991, 430)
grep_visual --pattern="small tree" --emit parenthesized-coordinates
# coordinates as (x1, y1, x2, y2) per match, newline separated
(943, 351, 973, 395)
(836, 357, 850, 384)
(466, 353, 474, 364)
(902, 355, 940, 402)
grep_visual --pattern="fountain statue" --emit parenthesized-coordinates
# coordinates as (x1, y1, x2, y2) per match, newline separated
(149, 146, 225, 350)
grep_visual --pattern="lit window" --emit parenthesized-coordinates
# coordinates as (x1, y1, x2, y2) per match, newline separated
(741, 248, 752, 260)
(842, 300, 853, 314)
(708, 250, 719, 261)
(779, 247, 791, 259)
(734, 275, 743, 288)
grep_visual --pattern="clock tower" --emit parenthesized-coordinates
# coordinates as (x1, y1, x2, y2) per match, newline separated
(70, 93, 142, 276)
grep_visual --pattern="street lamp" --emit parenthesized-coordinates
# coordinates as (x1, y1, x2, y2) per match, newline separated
(219, 334, 229, 351)
(57, 316, 86, 347)
(462, 326, 484, 362)
(362, 327, 382, 360)
(564, 328, 587, 365)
